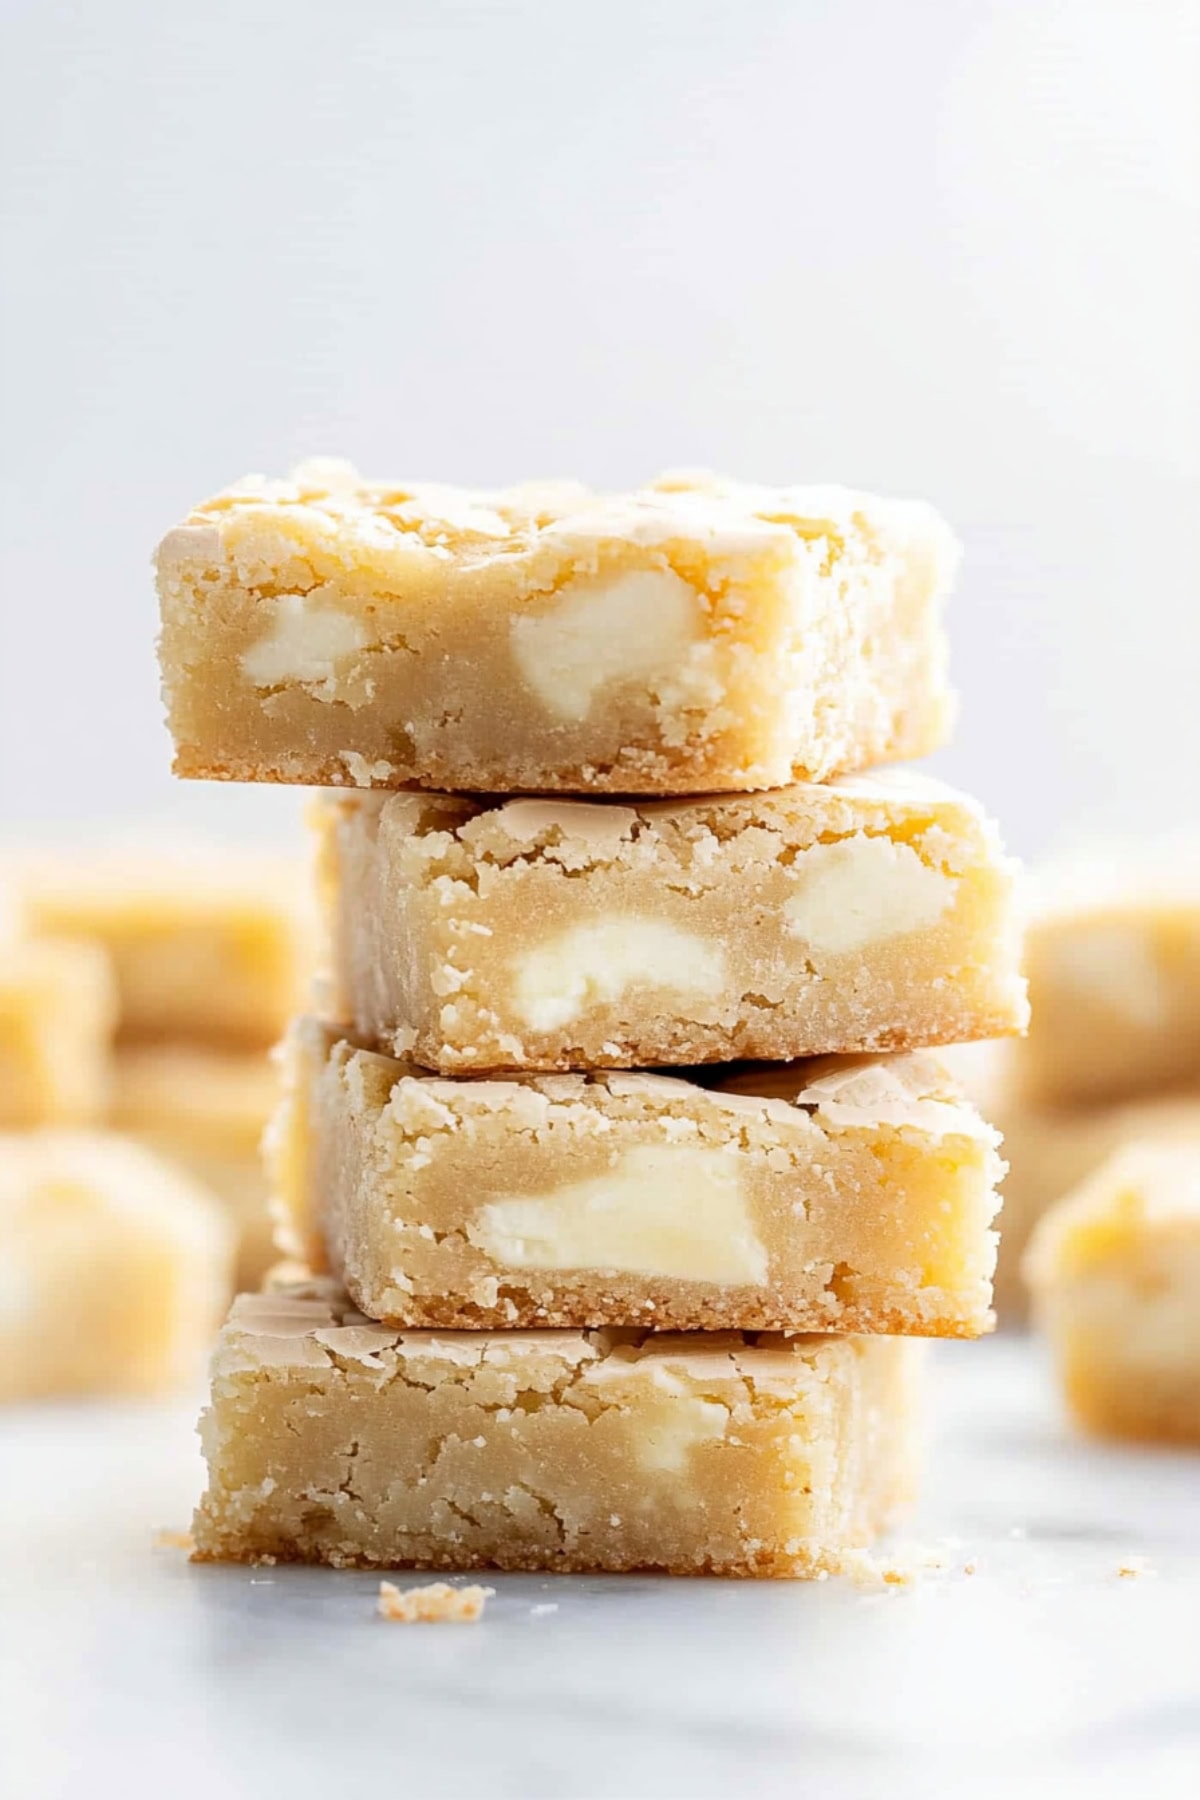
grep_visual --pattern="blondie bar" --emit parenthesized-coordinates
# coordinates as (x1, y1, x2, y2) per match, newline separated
(192, 1280, 921, 1576)
(1025, 1142, 1200, 1444)
(0, 1132, 233, 1401)
(317, 771, 1025, 1072)
(271, 1022, 1001, 1336)
(112, 1046, 279, 1289)
(157, 464, 957, 795)
(1018, 853, 1200, 1106)
(996, 1088, 1200, 1320)
(14, 848, 310, 1048)
(0, 938, 117, 1127)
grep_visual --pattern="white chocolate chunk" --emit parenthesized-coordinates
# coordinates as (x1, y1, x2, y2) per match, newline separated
(241, 595, 368, 688)
(467, 1144, 769, 1285)
(339, 751, 396, 787)
(784, 836, 955, 954)
(510, 569, 706, 722)
(510, 917, 727, 1033)
(633, 1394, 731, 1474)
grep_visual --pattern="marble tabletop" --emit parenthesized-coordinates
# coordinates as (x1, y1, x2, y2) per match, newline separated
(1, 1336, 1196, 1800)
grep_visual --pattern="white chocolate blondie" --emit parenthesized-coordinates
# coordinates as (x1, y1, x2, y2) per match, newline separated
(996, 1089, 1200, 1321)
(192, 1279, 921, 1576)
(1017, 851, 1200, 1106)
(157, 464, 957, 795)
(317, 770, 1025, 1073)
(13, 848, 311, 1049)
(271, 1021, 1002, 1336)
(0, 939, 117, 1127)
(112, 1046, 280, 1290)
(1025, 1142, 1200, 1444)
(0, 1132, 233, 1402)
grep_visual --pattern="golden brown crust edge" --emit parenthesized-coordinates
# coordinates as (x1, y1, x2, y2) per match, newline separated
(337, 1283, 995, 1340)
(170, 724, 947, 798)
(398, 1011, 1028, 1075)
(189, 1537, 859, 1578)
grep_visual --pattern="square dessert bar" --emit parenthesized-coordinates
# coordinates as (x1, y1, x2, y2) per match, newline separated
(0, 938, 117, 1127)
(961, 1042, 1200, 1320)
(0, 1132, 233, 1401)
(271, 1021, 1002, 1337)
(112, 1046, 281, 1290)
(1025, 1142, 1200, 1445)
(316, 770, 1026, 1072)
(157, 463, 957, 795)
(192, 1280, 921, 1576)
(1018, 852, 1200, 1107)
(13, 848, 311, 1048)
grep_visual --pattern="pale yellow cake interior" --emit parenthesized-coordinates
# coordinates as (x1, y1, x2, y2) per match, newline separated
(193, 1279, 921, 1577)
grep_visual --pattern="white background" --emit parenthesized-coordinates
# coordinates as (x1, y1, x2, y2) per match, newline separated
(1, 0, 1197, 856)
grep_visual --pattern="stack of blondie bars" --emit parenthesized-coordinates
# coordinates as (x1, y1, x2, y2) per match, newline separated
(157, 465, 1027, 1577)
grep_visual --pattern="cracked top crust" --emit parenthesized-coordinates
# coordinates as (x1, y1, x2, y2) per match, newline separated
(294, 1020, 994, 1147)
(156, 461, 955, 579)
(319, 769, 998, 886)
(218, 1278, 867, 1390)
(717, 1051, 996, 1140)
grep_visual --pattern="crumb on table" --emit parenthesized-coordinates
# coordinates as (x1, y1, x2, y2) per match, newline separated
(838, 1540, 972, 1591)
(377, 1580, 494, 1623)
(838, 1548, 920, 1591)
(1117, 1555, 1156, 1579)
(154, 1528, 196, 1552)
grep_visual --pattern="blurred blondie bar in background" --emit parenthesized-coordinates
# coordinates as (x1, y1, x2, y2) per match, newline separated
(0, 845, 314, 1398)
(951, 844, 1200, 1324)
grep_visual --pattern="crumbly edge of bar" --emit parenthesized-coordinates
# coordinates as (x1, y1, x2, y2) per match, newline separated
(170, 744, 913, 795)
(190, 1538, 862, 1579)
(406, 1004, 1030, 1075)
(337, 1280, 995, 1340)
